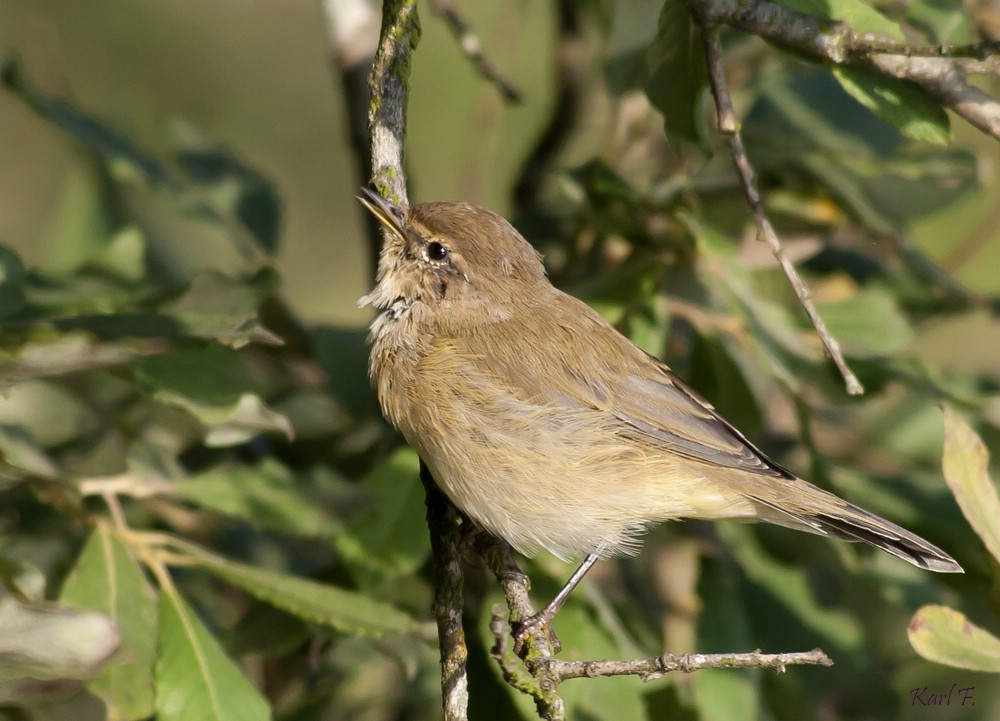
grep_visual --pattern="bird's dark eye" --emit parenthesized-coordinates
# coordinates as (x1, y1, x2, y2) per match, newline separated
(427, 242, 449, 262)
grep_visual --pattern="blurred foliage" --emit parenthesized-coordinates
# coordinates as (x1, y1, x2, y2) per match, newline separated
(1, 1, 1000, 720)
(907, 409, 1000, 675)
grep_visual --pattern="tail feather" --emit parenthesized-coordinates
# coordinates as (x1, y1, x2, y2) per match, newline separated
(749, 495, 963, 574)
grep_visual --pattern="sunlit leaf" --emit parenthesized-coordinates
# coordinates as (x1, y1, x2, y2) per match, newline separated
(185, 547, 420, 636)
(0, 379, 97, 448)
(164, 272, 282, 348)
(156, 587, 269, 721)
(86, 226, 148, 282)
(833, 68, 950, 146)
(0, 557, 46, 600)
(174, 460, 342, 537)
(644, 0, 708, 146)
(772, 0, 904, 38)
(60, 524, 157, 721)
(0, 424, 59, 480)
(0, 598, 120, 682)
(941, 406, 1000, 564)
(814, 284, 914, 357)
(341, 448, 431, 584)
(909, 605, 1000, 672)
(0, 334, 165, 389)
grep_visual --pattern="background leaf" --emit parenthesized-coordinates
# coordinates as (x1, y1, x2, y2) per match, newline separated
(156, 586, 270, 721)
(187, 546, 421, 636)
(909, 605, 1000, 673)
(941, 406, 1000, 564)
(0, 598, 120, 682)
(60, 524, 158, 721)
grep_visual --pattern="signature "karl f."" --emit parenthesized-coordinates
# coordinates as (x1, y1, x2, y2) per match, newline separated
(910, 684, 975, 707)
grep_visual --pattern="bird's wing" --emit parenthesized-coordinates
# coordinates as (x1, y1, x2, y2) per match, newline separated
(608, 355, 793, 478)
(463, 291, 793, 479)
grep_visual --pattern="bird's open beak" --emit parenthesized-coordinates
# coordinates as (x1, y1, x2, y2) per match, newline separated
(356, 188, 407, 238)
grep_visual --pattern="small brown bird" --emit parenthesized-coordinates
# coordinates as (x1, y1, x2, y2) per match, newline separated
(358, 189, 961, 633)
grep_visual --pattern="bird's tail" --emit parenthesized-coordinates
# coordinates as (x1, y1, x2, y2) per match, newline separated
(746, 483, 962, 573)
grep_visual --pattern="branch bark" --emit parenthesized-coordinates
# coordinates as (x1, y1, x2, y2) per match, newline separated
(361, 4, 470, 720)
(680, 0, 1000, 141)
(421, 462, 469, 721)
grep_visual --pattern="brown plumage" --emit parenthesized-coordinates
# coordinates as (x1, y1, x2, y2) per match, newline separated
(359, 190, 962, 575)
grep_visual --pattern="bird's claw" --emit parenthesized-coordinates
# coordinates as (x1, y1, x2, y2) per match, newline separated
(512, 613, 561, 655)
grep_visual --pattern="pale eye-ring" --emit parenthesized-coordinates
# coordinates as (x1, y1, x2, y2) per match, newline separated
(427, 242, 449, 262)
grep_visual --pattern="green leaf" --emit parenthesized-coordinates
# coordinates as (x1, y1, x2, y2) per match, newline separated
(186, 548, 420, 636)
(174, 460, 342, 538)
(0, 557, 46, 600)
(87, 226, 148, 282)
(695, 561, 760, 721)
(0, 379, 97, 447)
(164, 272, 282, 348)
(0, 597, 120, 682)
(134, 347, 292, 445)
(0, 424, 59, 481)
(909, 605, 1000, 672)
(643, 0, 709, 146)
(133, 346, 257, 406)
(604, 0, 664, 94)
(814, 284, 914, 357)
(773, 0, 904, 38)
(60, 524, 157, 721)
(832, 68, 951, 145)
(0, 245, 27, 320)
(717, 524, 863, 651)
(341, 448, 431, 584)
(200, 394, 294, 446)
(941, 406, 1000, 565)
(0, 334, 164, 389)
(1, 58, 169, 185)
(176, 148, 283, 257)
(156, 587, 270, 721)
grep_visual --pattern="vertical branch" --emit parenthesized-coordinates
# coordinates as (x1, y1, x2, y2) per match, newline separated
(369, 0, 420, 206)
(364, 3, 470, 718)
(421, 462, 469, 721)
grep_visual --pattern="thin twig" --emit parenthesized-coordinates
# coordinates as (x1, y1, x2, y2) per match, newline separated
(102, 493, 128, 532)
(421, 462, 470, 721)
(429, 0, 522, 103)
(701, 28, 865, 395)
(545, 648, 833, 681)
(78, 474, 172, 498)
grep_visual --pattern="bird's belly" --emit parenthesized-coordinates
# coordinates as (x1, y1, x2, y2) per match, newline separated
(402, 400, 756, 560)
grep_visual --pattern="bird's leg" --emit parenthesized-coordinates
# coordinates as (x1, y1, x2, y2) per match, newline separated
(513, 552, 600, 654)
